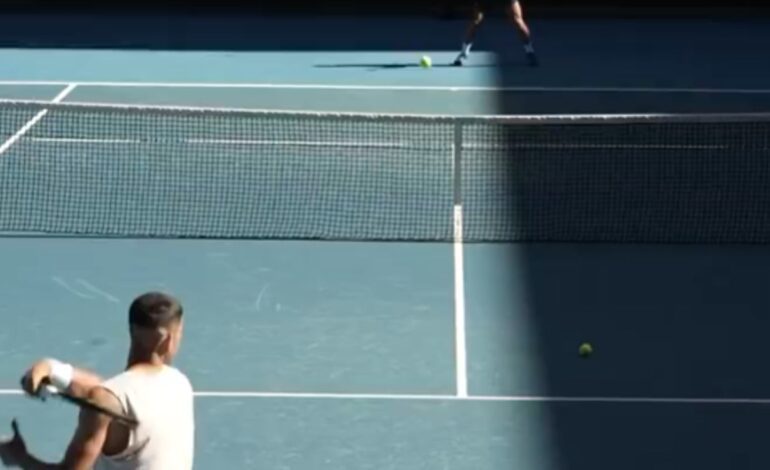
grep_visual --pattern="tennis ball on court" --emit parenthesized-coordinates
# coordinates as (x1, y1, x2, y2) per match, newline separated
(420, 55, 432, 68)
(578, 343, 593, 358)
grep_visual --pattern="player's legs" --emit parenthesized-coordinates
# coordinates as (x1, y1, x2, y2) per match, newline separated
(508, 0, 531, 43)
(453, 3, 485, 66)
(463, 5, 485, 46)
(508, 0, 538, 65)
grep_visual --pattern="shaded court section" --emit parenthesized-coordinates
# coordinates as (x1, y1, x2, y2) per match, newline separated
(466, 243, 770, 398)
(483, 10, 770, 470)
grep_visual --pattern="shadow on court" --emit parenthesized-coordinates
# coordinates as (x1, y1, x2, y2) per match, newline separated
(487, 9, 770, 469)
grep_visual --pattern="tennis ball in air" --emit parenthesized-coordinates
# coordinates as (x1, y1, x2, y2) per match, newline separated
(578, 343, 593, 358)
(420, 55, 432, 68)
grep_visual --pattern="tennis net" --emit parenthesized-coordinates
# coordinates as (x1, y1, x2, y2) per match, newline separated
(0, 99, 769, 243)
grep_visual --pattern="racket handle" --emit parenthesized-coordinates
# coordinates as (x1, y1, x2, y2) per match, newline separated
(37, 384, 60, 400)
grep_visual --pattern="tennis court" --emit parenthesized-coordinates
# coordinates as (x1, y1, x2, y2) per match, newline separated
(2, 14, 770, 470)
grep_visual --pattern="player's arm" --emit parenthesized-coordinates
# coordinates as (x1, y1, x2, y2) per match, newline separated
(63, 366, 104, 400)
(21, 358, 104, 400)
(13, 387, 117, 470)
(0, 388, 116, 470)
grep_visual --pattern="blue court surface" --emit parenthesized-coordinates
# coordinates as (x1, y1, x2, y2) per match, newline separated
(2, 15, 770, 470)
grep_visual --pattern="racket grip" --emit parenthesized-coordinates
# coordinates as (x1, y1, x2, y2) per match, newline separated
(37, 383, 60, 401)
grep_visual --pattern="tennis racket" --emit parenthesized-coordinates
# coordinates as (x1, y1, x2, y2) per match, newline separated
(36, 382, 139, 427)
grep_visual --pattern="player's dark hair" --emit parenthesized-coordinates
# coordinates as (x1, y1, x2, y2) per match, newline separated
(128, 292, 183, 329)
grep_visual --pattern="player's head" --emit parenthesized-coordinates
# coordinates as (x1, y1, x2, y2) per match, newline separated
(128, 292, 184, 363)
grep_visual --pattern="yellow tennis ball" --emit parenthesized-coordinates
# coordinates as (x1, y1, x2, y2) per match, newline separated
(579, 343, 593, 358)
(420, 55, 432, 68)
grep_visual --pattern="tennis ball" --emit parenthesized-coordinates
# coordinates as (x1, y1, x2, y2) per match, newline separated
(578, 342, 593, 358)
(420, 55, 432, 68)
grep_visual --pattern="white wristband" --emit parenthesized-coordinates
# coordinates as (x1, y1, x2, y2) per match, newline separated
(48, 360, 74, 391)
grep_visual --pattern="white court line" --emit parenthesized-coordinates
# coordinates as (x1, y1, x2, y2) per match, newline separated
(0, 389, 768, 404)
(453, 204, 468, 398)
(26, 137, 423, 149)
(195, 393, 770, 405)
(1, 80, 770, 94)
(0, 84, 76, 155)
(22, 137, 730, 151)
(186, 139, 417, 148)
(28, 137, 137, 144)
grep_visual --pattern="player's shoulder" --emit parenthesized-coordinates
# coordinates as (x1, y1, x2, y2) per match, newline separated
(164, 365, 194, 393)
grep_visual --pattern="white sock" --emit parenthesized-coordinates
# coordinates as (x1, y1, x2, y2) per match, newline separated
(524, 42, 534, 54)
(461, 42, 473, 56)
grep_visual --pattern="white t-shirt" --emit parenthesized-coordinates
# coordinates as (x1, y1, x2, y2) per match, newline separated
(94, 365, 195, 470)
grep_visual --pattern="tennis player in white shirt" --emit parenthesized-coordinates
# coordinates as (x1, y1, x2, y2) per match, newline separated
(0, 292, 194, 470)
